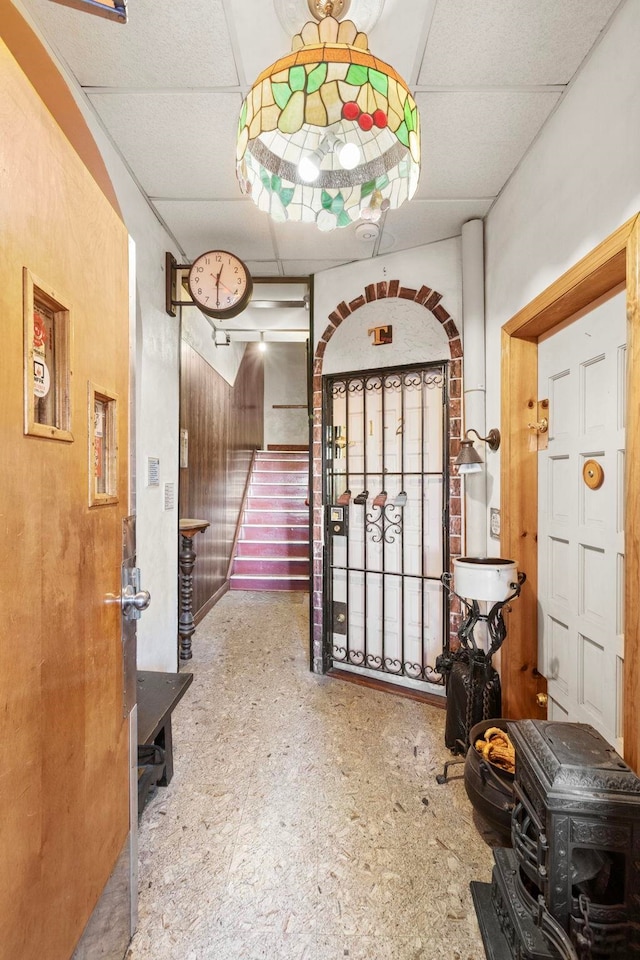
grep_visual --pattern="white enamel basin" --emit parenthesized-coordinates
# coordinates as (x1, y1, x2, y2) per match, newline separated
(453, 557, 518, 602)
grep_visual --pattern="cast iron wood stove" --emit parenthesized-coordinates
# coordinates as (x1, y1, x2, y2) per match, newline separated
(471, 720, 640, 960)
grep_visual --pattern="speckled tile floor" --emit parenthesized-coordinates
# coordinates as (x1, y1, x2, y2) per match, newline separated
(126, 591, 493, 960)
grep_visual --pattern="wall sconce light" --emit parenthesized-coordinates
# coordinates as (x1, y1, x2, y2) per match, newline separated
(258, 332, 267, 353)
(455, 428, 501, 474)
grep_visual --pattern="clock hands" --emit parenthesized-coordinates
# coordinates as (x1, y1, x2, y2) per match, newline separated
(214, 265, 223, 308)
(217, 278, 238, 298)
(210, 271, 238, 302)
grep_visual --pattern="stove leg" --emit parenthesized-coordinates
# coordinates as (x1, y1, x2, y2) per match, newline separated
(436, 756, 465, 784)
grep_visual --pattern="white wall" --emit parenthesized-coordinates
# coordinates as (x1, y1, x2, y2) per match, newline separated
(484, 0, 640, 518)
(322, 297, 451, 374)
(314, 237, 462, 352)
(263, 342, 308, 447)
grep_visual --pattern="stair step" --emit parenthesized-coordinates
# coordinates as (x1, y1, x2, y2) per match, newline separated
(235, 540, 309, 558)
(256, 451, 309, 459)
(253, 460, 308, 473)
(240, 524, 309, 541)
(230, 574, 309, 592)
(252, 471, 308, 484)
(250, 483, 308, 497)
(246, 496, 308, 510)
(244, 509, 308, 524)
(232, 558, 310, 576)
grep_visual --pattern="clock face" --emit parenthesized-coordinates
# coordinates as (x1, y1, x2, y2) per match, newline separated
(187, 250, 253, 319)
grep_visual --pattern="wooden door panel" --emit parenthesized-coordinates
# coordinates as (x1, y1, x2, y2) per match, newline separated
(0, 38, 129, 960)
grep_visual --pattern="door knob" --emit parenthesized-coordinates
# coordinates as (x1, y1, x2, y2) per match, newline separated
(536, 692, 548, 708)
(121, 584, 151, 620)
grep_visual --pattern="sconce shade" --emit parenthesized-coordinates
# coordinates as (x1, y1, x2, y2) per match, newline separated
(455, 438, 483, 474)
(455, 427, 501, 473)
(236, 15, 420, 231)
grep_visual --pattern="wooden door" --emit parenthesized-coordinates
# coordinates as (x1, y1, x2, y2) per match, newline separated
(537, 291, 626, 752)
(0, 38, 131, 960)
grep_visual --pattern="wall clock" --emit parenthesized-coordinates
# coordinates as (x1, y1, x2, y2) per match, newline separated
(187, 250, 253, 319)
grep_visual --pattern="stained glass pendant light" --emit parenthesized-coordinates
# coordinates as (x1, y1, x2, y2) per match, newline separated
(236, 0, 420, 231)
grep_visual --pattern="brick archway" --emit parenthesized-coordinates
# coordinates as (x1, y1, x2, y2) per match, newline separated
(310, 280, 463, 673)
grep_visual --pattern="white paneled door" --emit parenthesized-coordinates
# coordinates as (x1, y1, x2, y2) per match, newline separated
(324, 365, 448, 694)
(538, 291, 626, 752)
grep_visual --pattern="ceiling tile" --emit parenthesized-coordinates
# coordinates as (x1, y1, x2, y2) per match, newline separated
(87, 91, 242, 199)
(282, 260, 349, 275)
(20, 0, 239, 87)
(245, 262, 283, 278)
(153, 199, 277, 263)
(379, 199, 493, 255)
(271, 219, 380, 264)
(226, 0, 429, 97)
(415, 90, 561, 198)
(419, 0, 621, 86)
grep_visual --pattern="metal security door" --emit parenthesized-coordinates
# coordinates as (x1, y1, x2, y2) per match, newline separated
(324, 363, 449, 693)
(538, 291, 626, 753)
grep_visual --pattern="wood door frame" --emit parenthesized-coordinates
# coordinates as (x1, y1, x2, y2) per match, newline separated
(500, 212, 640, 772)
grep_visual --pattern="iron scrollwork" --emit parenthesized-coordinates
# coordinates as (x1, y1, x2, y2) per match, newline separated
(365, 501, 403, 543)
(331, 644, 444, 684)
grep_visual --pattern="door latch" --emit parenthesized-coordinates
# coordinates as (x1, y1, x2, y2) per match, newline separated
(528, 399, 549, 451)
(121, 566, 151, 620)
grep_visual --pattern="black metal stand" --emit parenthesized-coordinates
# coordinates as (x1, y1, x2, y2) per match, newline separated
(436, 572, 526, 783)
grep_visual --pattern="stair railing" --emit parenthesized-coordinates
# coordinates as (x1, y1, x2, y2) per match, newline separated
(226, 448, 259, 583)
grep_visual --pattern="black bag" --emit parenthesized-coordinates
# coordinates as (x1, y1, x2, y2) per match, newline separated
(436, 649, 502, 754)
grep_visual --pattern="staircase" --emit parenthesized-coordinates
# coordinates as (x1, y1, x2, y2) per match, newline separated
(230, 450, 310, 591)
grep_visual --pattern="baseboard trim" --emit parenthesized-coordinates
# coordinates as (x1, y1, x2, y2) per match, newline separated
(195, 580, 229, 625)
(327, 668, 447, 709)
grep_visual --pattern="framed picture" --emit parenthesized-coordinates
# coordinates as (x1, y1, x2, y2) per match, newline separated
(23, 268, 73, 442)
(88, 383, 119, 506)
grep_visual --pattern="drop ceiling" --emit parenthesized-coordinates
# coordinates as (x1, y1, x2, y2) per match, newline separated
(15, 0, 623, 281)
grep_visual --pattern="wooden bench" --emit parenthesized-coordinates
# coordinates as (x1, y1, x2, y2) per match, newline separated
(137, 670, 193, 790)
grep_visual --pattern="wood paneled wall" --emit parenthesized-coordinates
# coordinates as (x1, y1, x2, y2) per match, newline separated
(179, 340, 264, 617)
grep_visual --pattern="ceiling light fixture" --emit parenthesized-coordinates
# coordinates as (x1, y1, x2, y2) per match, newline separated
(455, 428, 501, 474)
(258, 332, 267, 352)
(236, 0, 420, 231)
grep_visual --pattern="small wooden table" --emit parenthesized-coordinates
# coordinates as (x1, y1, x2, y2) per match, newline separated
(137, 670, 193, 786)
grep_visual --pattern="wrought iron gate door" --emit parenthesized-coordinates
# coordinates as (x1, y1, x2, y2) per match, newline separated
(324, 363, 449, 692)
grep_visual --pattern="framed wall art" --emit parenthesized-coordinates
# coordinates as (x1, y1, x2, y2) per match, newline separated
(23, 267, 73, 442)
